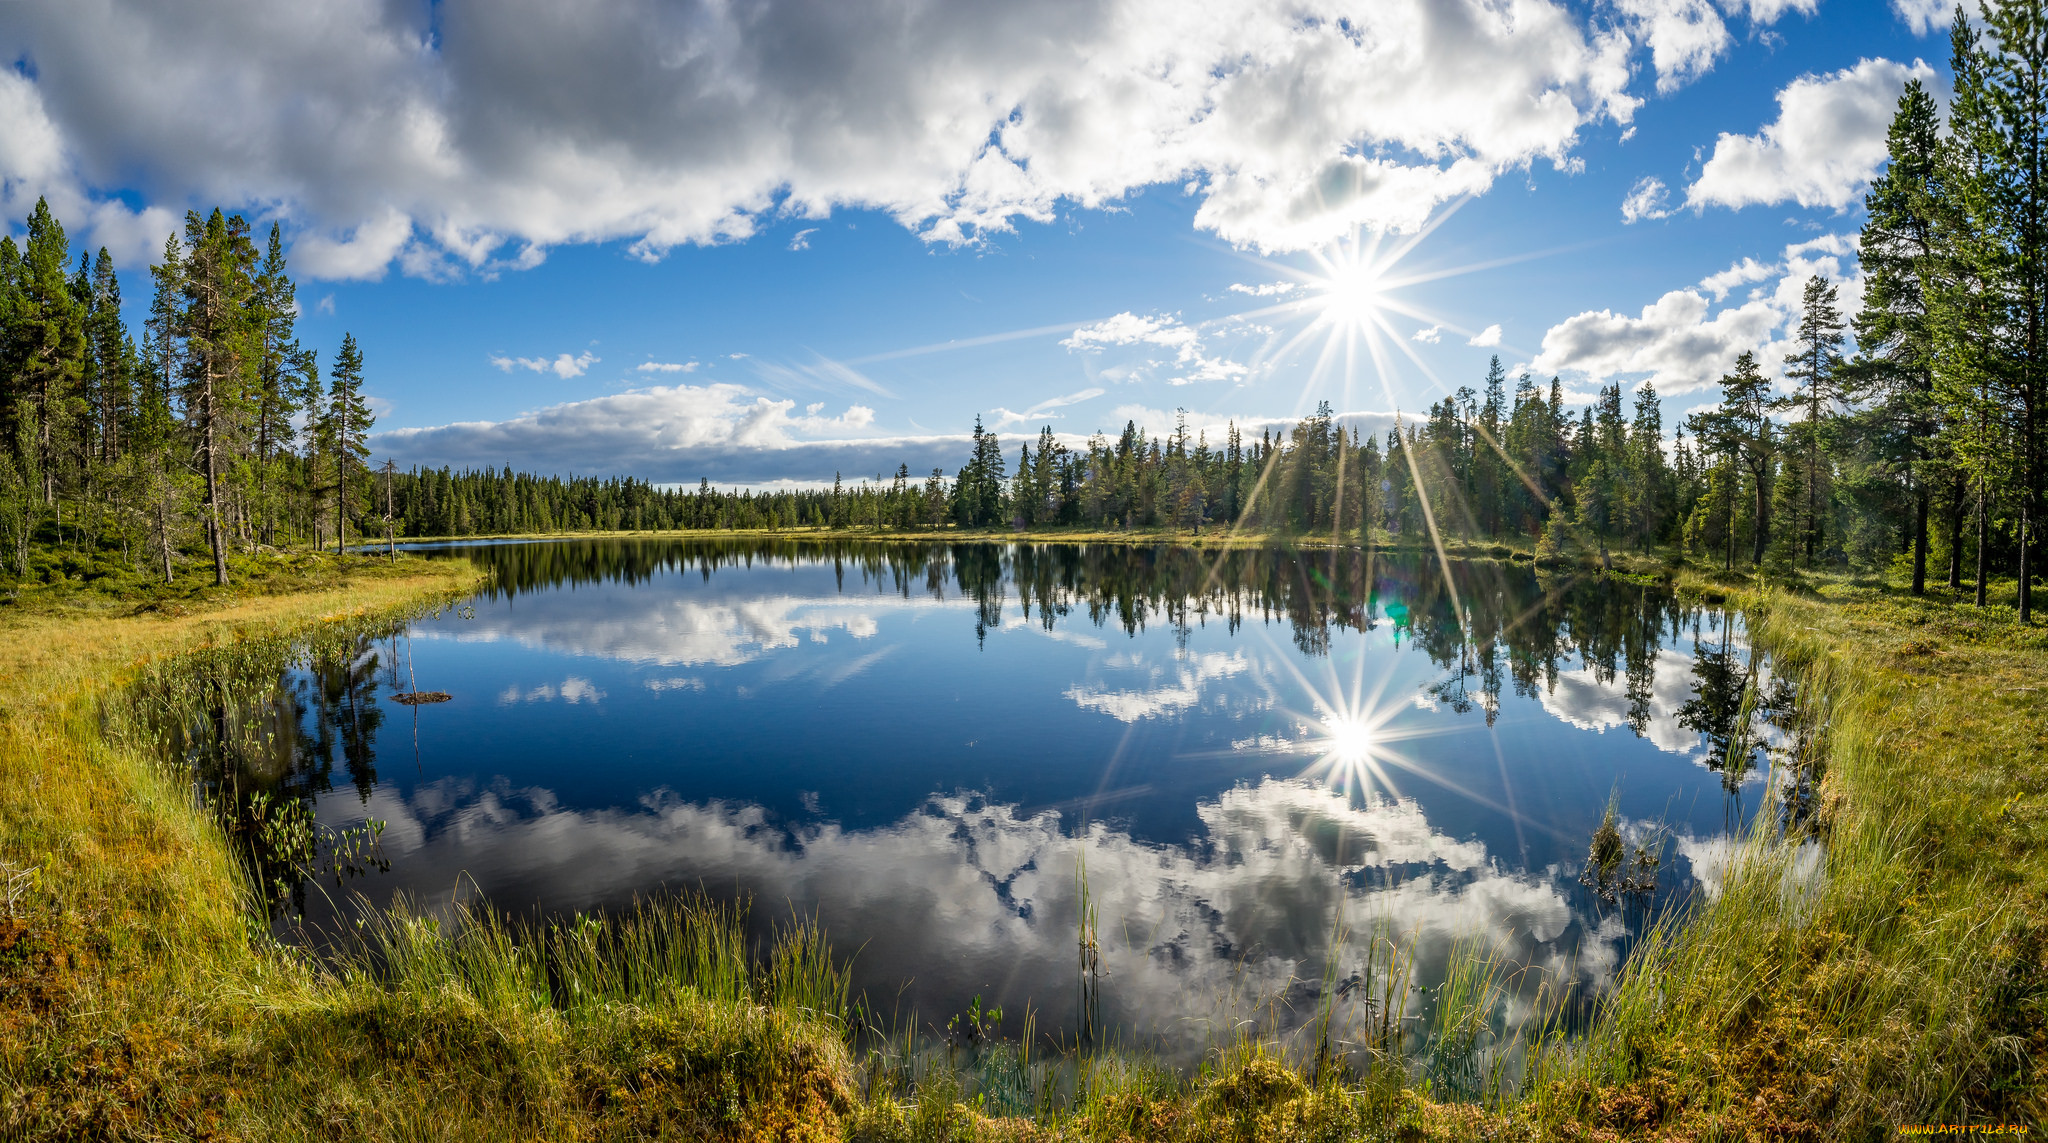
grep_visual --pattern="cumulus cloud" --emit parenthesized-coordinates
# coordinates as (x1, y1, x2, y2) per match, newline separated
(1687, 57, 1937, 212)
(446, 586, 912, 668)
(1620, 175, 1672, 223)
(0, 0, 1718, 272)
(1065, 651, 1250, 722)
(1412, 325, 1443, 343)
(1530, 233, 1862, 393)
(1062, 312, 1199, 355)
(1698, 256, 1777, 301)
(490, 349, 599, 379)
(1467, 324, 1502, 347)
(372, 382, 935, 483)
(1228, 281, 1299, 297)
(496, 677, 606, 704)
(329, 772, 1633, 1057)
(1891, 0, 1951, 35)
(637, 360, 698, 374)
(1062, 312, 1246, 386)
(788, 227, 818, 251)
(1615, 0, 1733, 94)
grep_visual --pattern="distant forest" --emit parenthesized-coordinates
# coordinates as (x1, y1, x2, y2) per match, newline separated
(0, 17, 2042, 618)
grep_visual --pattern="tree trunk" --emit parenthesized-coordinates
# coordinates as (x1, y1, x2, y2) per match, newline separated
(156, 483, 173, 584)
(202, 384, 229, 586)
(1751, 464, 1770, 567)
(1912, 478, 1928, 596)
(336, 449, 347, 557)
(1975, 480, 1989, 608)
(1948, 473, 1966, 591)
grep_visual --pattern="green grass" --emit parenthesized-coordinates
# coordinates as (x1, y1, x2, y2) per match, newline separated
(3, 541, 2043, 1139)
(1534, 569, 2048, 1138)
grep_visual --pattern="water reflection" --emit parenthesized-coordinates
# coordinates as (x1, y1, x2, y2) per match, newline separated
(157, 538, 1798, 1062)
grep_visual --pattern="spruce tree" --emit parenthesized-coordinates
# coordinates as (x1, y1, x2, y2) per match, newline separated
(1857, 77, 1947, 593)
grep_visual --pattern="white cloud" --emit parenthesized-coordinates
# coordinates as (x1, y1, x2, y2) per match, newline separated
(1530, 233, 1862, 393)
(788, 227, 818, 251)
(490, 349, 599, 379)
(495, 676, 606, 704)
(1412, 324, 1443, 343)
(1062, 312, 1199, 355)
(645, 677, 705, 693)
(1467, 324, 1502, 347)
(290, 206, 414, 281)
(1726, 0, 1819, 20)
(1698, 256, 1777, 301)
(1228, 281, 1298, 297)
(1065, 651, 1249, 722)
(373, 382, 947, 482)
(1615, 0, 1732, 94)
(450, 587, 909, 669)
(1620, 175, 1672, 223)
(1062, 312, 1245, 386)
(346, 773, 1624, 1058)
(637, 361, 698, 374)
(1686, 57, 1937, 212)
(0, 0, 1680, 271)
(1891, 0, 1951, 35)
(315, 293, 335, 315)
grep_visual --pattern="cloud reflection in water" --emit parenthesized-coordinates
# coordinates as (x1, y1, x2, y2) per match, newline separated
(326, 773, 1679, 1059)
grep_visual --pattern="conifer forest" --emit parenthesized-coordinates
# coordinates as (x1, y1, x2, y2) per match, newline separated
(3, 22, 2043, 613)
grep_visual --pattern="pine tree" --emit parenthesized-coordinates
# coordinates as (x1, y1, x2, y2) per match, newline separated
(323, 334, 374, 555)
(1778, 275, 1847, 568)
(9, 199, 84, 507)
(177, 209, 259, 584)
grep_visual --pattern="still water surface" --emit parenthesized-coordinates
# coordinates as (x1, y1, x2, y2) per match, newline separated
(196, 538, 1785, 1058)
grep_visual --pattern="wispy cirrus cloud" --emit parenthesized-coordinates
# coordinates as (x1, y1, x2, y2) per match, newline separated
(990, 387, 1106, 429)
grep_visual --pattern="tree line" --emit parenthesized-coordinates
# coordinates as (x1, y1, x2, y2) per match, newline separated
(5, 2, 2044, 619)
(0, 199, 375, 586)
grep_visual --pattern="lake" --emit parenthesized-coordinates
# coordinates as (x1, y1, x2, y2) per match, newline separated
(168, 537, 1788, 1065)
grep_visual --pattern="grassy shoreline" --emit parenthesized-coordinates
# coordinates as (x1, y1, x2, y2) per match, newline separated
(2, 539, 2041, 1137)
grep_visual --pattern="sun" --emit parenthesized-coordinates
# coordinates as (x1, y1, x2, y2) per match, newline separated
(1319, 712, 1376, 762)
(1312, 259, 1385, 331)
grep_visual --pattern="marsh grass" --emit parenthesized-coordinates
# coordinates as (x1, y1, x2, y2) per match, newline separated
(1540, 571, 2048, 1135)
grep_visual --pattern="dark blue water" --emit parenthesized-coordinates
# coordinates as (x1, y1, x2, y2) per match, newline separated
(235, 539, 1780, 1057)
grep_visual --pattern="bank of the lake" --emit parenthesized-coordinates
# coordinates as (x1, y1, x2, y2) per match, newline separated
(1544, 566, 2048, 1136)
(1, 541, 2040, 1139)
(371, 522, 1557, 561)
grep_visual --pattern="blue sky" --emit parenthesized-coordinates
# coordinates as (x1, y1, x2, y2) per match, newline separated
(1, 0, 1958, 484)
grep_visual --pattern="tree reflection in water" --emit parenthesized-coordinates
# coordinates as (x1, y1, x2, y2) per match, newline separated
(130, 537, 1804, 1065)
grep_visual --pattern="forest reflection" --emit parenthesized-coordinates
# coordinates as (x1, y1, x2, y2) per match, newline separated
(450, 536, 1758, 744)
(146, 537, 1795, 1059)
